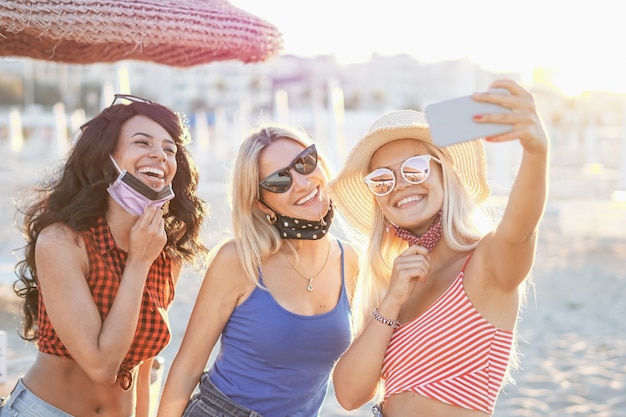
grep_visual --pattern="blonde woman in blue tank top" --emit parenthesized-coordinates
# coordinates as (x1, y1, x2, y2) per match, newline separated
(157, 124, 359, 417)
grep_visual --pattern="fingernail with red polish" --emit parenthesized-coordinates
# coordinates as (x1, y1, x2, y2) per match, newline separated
(473, 114, 483, 120)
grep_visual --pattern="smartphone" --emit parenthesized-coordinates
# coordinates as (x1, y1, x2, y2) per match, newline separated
(424, 89, 513, 147)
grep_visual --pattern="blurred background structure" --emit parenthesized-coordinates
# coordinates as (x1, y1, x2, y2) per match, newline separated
(1, 54, 626, 202)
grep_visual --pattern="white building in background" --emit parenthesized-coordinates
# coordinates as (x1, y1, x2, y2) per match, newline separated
(339, 54, 521, 112)
(0, 53, 517, 117)
(2, 54, 626, 198)
(2, 53, 510, 161)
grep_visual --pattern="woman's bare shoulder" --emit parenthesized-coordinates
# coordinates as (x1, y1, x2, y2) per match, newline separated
(36, 222, 84, 254)
(203, 239, 253, 290)
(336, 239, 360, 268)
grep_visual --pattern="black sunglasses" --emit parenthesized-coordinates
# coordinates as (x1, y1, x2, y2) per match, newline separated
(110, 93, 155, 107)
(259, 144, 318, 193)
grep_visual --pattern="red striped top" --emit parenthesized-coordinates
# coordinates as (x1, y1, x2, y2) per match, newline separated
(381, 271, 513, 414)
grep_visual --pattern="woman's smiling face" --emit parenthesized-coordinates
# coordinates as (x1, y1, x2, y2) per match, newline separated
(369, 138, 444, 235)
(111, 114, 178, 192)
(258, 138, 330, 221)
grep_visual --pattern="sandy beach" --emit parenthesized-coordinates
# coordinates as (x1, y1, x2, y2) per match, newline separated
(1, 139, 625, 416)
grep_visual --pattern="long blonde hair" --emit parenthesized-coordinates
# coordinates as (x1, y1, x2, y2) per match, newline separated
(227, 123, 333, 285)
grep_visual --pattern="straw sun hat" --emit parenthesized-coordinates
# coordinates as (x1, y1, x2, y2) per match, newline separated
(0, 0, 283, 67)
(329, 110, 490, 234)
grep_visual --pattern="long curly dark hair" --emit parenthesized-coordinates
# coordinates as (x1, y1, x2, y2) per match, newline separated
(13, 101, 209, 341)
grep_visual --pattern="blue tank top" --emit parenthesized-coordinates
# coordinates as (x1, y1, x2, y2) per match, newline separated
(206, 240, 351, 416)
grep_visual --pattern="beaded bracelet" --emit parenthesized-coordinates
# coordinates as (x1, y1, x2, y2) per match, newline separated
(372, 308, 400, 329)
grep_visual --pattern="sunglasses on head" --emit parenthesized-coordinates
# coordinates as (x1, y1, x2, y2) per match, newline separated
(110, 93, 155, 107)
(363, 154, 441, 196)
(259, 144, 318, 193)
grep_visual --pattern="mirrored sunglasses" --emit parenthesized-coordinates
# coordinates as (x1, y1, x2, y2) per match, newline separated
(110, 93, 155, 107)
(259, 144, 318, 193)
(363, 154, 441, 196)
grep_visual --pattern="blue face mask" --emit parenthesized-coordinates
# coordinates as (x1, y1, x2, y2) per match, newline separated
(107, 156, 175, 216)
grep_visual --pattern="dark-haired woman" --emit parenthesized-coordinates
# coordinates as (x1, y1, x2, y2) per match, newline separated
(0, 95, 208, 417)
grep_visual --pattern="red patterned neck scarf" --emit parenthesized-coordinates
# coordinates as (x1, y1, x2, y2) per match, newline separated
(392, 210, 443, 252)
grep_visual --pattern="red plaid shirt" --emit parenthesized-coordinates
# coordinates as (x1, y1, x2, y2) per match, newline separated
(37, 216, 174, 390)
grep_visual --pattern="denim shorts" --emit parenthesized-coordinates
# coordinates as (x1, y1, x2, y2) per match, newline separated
(182, 373, 262, 417)
(0, 378, 73, 417)
(371, 403, 384, 417)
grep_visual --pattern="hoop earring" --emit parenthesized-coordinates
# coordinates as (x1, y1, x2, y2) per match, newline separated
(320, 202, 334, 227)
(266, 213, 277, 225)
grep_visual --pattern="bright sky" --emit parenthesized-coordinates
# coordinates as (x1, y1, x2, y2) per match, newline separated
(232, 0, 626, 96)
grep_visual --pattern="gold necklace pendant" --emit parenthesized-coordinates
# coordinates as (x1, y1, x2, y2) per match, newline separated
(284, 242, 331, 292)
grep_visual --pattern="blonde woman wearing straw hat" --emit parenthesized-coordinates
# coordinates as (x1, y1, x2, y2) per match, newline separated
(330, 79, 549, 417)
(157, 124, 358, 417)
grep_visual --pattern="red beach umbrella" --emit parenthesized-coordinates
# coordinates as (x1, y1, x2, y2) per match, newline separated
(0, 0, 283, 67)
